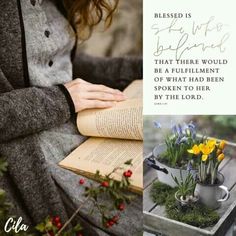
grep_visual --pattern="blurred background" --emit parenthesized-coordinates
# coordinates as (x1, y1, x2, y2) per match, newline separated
(144, 115, 236, 155)
(77, 0, 142, 57)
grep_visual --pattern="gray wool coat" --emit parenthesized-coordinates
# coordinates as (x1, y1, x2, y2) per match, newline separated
(0, 1, 142, 235)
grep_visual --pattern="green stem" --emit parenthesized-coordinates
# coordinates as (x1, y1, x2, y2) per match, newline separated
(55, 196, 90, 236)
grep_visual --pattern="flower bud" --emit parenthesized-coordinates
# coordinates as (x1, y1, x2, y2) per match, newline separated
(217, 153, 225, 162)
(216, 149, 222, 156)
(219, 140, 226, 150)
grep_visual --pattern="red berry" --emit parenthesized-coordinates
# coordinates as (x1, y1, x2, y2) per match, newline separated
(123, 171, 131, 178)
(101, 181, 109, 187)
(112, 215, 119, 223)
(105, 222, 110, 228)
(127, 170, 133, 175)
(48, 231, 54, 236)
(56, 222, 62, 229)
(76, 233, 83, 236)
(118, 203, 125, 211)
(123, 171, 128, 177)
(53, 216, 60, 224)
(108, 220, 114, 226)
(79, 178, 85, 185)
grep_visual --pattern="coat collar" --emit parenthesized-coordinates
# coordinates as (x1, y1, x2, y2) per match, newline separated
(0, 0, 29, 89)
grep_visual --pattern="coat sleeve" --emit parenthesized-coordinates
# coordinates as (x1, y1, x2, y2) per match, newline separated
(72, 53, 143, 91)
(0, 68, 75, 143)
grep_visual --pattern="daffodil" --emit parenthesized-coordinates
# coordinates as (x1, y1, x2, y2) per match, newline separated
(199, 142, 215, 162)
(206, 139, 217, 148)
(219, 140, 226, 150)
(201, 154, 208, 162)
(217, 153, 225, 162)
(187, 144, 200, 155)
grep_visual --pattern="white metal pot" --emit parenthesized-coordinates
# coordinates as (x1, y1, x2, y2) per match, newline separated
(151, 144, 196, 187)
(175, 191, 199, 206)
(155, 159, 190, 187)
(194, 172, 230, 209)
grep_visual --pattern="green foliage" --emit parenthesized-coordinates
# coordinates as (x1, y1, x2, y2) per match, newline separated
(0, 156, 135, 235)
(124, 159, 133, 165)
(212, 116, 236, 130)
(150, 182, 177, 205)
(84, 164, 135, 228)
(165, 195, 219, 228)
(156, 122, 201, 168)
(163, 136, 191, 167)
(35, 216, 82, 236)
(0, 159, 8, 176)
(172, 172, 195, 199)
(150, 181, 219, 228)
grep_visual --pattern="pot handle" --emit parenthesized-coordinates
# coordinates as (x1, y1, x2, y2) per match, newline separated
(144, 155, 168, 174)
(218, 185, 230, 202)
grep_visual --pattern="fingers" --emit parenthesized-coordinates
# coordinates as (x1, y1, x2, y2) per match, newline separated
(69, 79, 123, 95)
(84, 100, 115, 109)
(65, 78, 90, 88)
(86, 84, 123, 95)
(83, 92, 126, 101)
(64, 78, 126, 112)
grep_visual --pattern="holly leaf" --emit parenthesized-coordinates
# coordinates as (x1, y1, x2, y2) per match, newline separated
(124, 159, 133, 165)
(45, 220, 53, 230)
(35, 222, 45, 232)
(73, 224, 83, 231)
(0, 159, 8, 176)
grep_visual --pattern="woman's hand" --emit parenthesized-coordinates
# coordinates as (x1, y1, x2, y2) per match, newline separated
(64, 78, 126, 112)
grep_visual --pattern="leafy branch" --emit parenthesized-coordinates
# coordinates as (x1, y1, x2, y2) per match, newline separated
(35, 159, 135, 235)
(0, 157, 135, 236)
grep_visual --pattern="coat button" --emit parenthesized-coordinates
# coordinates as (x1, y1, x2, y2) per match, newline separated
(48, 60, 53, 67)
(44, 30, 50, 38)
(30, 0, 36, 6)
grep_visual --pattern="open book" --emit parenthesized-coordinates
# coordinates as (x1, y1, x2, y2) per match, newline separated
(59, 80, 143, 194)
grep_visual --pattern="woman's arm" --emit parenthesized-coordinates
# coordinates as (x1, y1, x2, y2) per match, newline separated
(0, 68, 74, 143)
(0, 69, 126, 142)
(72, 53, 143, 91)
(0, 86, 73, 143)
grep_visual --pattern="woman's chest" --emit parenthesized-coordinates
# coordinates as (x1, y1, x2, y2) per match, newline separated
(20, 0, 76, 86)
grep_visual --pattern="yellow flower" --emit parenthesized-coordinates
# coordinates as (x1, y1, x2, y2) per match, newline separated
(199, 143, 214, 155)
(219, 140, 226, 150)
(207, 139, 217, 148)
(217, 153, 225, 162)
(202, 154, 208, 162)
(187, 144, 201, 155)
(199, 141, 215, 162)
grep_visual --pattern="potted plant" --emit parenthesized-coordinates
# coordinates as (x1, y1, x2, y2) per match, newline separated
(188, 139, 230, 209)
(172, 171, 198, 206)
(148, 121, 202, 187)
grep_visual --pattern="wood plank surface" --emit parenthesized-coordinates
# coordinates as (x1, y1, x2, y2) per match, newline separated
(143, 183, 157, 212)
(211, 185, 236, 236)
(143, 150, 236, 236)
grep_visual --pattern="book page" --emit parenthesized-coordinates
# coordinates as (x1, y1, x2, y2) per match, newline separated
(77, 100, 143, 140)
(59, 137, 143, 194)
(77, 80, 143, 140)
(123, 80, 143, 99)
